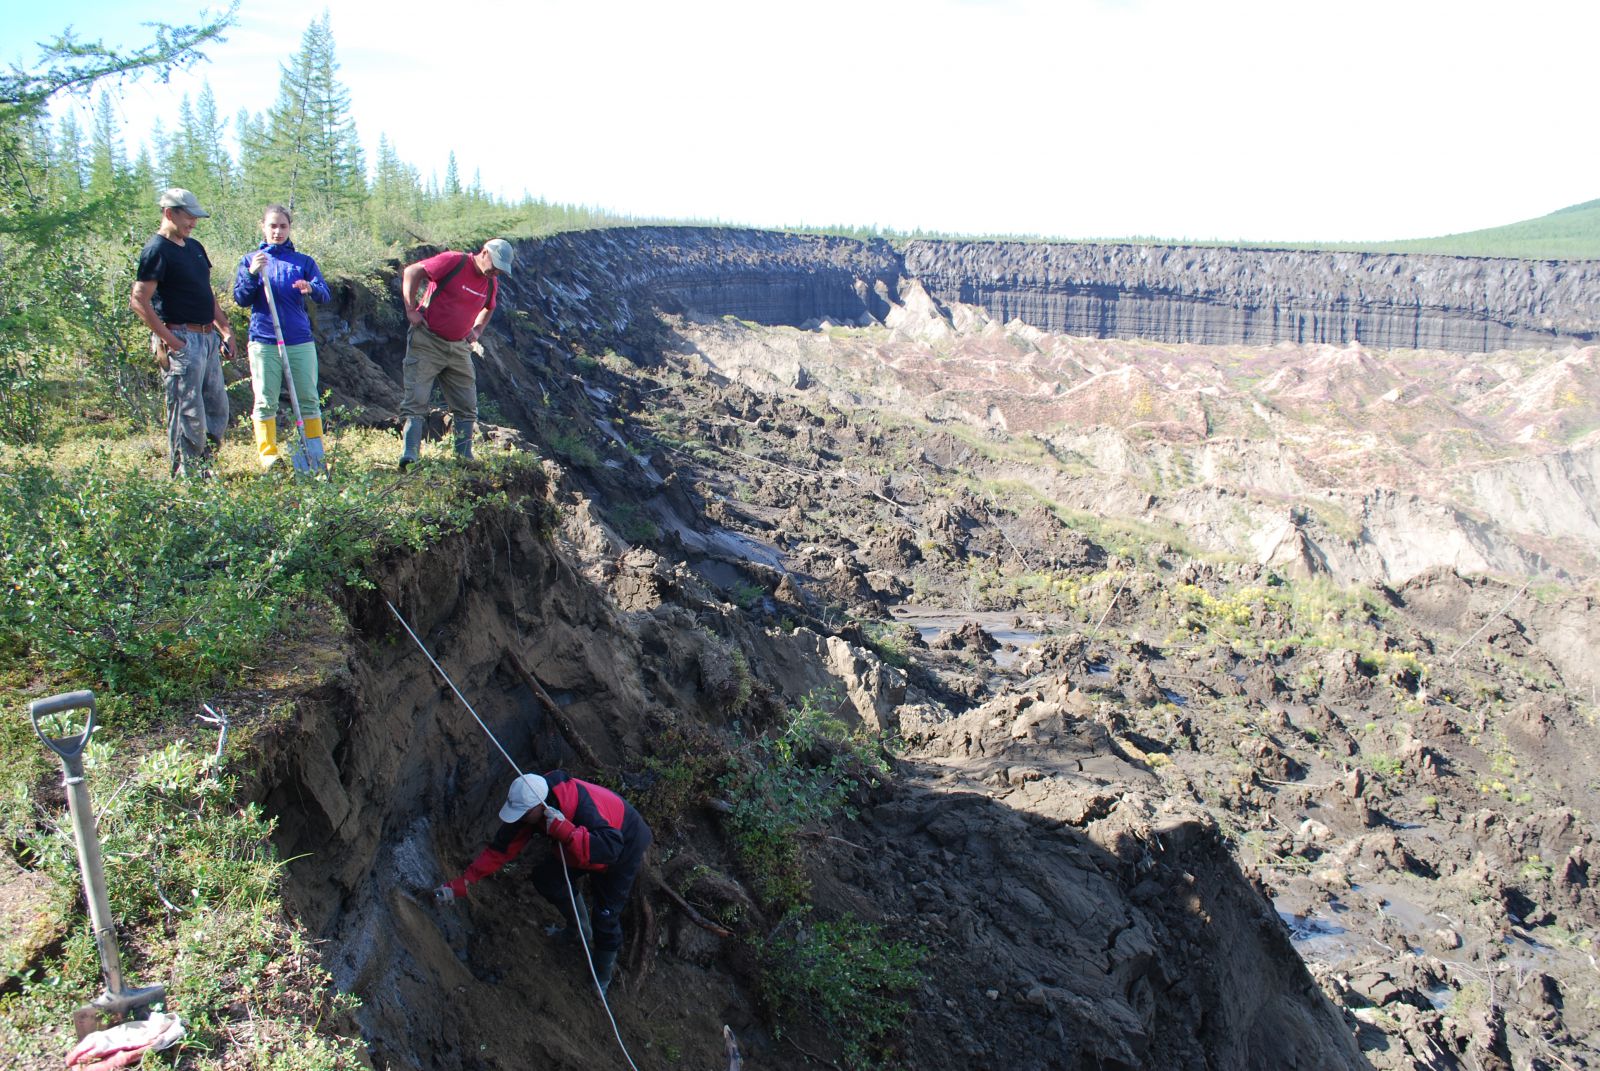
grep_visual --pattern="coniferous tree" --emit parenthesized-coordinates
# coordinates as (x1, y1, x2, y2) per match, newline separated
(87, 91, 128, 202)
(130, 145, 157, 204)
(443, 151, 462, 200)
(147, 117, 171, 189)
(261, 13, 365, 216)
(176, 83, 232, 207)
(0, 9, 236, 441)
(236, 105, 269, 200)
(54, 113, 87, 202)
(371, 132, 423, 233)
(164, 95, 198, 188)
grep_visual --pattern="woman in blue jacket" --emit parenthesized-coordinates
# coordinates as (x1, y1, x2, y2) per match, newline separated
(232, 204, 331, 469)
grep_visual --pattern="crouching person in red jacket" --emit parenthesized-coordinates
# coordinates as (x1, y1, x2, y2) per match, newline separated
(436, 770, 653, 993)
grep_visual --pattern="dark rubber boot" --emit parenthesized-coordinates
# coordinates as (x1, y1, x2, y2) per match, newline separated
(453, 418, 475, 460)
(593, 949, 618, 995)
(398, 417, 424, 471)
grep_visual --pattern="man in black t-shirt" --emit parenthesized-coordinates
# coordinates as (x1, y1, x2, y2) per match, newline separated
(130, 188, 237, 477)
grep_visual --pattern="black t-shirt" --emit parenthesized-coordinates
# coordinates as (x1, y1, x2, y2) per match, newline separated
(136, 234, 215, 325)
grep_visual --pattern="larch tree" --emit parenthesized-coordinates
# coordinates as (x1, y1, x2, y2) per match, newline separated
(259, 12, 366, 217)
(87, 90, 128, 202)
(164, 83, 232, 208)
(54, 113, 87, 202)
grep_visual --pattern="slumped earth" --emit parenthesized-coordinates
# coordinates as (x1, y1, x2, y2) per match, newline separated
(299, 278, 1598, 1069)
(606, 296, 1600, 1069)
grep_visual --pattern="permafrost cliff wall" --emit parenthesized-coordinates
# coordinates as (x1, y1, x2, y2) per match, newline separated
(902, 240, 1600, 350)
(508, 226, 1600, 352)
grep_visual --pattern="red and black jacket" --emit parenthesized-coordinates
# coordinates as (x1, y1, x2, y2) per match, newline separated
(453, 770, 646, 894)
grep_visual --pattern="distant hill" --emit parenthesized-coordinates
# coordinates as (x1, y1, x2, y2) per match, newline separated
(1339, 198, 1600, 260)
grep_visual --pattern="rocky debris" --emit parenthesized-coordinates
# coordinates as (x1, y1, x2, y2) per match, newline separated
(241, 225, 1600, 1070)
(666, 315, 1596, 583)
(240, 486, 1386, 1071)
(1020, 633, 1093, 676)
(607, 546, 671, 611)
(928, 620, 1000, 653)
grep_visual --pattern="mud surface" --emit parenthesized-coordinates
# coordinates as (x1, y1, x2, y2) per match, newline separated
(238, 237, 1600, 1070)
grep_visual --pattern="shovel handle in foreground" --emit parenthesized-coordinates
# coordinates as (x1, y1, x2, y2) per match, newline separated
(29, 690, 166, 1038)
(29, 688, 96, 760)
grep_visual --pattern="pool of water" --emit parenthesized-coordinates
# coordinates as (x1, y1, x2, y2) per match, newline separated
(888, 608, 1045, 667)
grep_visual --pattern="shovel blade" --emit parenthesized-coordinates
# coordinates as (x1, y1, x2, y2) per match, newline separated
(72, 984, 167, 1040)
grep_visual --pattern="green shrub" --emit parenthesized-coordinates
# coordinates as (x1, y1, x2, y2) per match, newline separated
(0, 441, 526, 708)
(635, 724, 730, 835)
(0, 738, 364, 1065)
(760, 910, 924, 1070)
(0, 355, 47, 445)
(610, 502, 658, 544)
(1365, 752, 1403, 779)
(861, 621, 911, 668)
(722, 694, 889, 912)
(729, 579, 765, 609)
(547, 428, 599, 468)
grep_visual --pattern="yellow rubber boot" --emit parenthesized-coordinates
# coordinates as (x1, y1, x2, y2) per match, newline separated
(300, 417, 326, 471)
(254, 419, 281, 469)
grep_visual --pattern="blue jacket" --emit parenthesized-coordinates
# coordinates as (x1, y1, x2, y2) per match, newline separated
(233, 240, 331, 345)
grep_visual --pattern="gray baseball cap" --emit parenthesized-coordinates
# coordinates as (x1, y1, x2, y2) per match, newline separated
(158, 188, 210, 218)
(483, 238, 515, 273)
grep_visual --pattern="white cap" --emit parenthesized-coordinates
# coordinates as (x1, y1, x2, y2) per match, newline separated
(498, 773, 548, 822)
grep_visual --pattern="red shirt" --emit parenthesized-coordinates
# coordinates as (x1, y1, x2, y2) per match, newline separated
(416, 251, 497, 341)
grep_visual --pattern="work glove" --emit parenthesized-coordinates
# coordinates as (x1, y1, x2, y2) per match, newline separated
(545, 806, 576, 841)
(434, 877, 468, 903)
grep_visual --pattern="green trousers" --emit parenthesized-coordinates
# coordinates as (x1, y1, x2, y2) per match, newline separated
(248, 340, 321, 422)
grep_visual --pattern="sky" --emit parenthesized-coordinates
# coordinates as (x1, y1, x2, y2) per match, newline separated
(11, 0, 1599, 243)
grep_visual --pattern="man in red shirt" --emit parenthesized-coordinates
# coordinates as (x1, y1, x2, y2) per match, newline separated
(435, 771, 653, 995)
(396, 238, 515, 469)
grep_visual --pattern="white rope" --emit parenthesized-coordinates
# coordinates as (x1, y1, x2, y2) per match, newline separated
(562, 858, 641, 1071)
(385, 599, 641, 1069)
(385, 601, 524, 776)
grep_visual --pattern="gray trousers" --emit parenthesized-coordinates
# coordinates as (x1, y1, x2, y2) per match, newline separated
(162, 327, 229, 477)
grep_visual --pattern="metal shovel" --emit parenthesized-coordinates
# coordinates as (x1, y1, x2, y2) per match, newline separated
(29, 690, 166, 1039)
